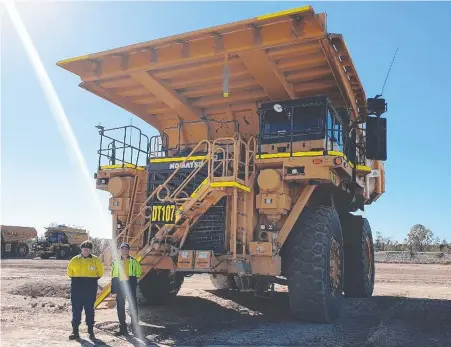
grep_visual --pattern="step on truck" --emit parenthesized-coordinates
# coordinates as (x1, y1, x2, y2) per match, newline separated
(1, 225, 38, 258)
(57, 5, 387, 322)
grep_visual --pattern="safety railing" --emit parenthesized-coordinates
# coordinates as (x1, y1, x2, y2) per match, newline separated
(155, 140, 211, 204)
(149, 134, 169, 158)
(98, 135, 255, 263)
(160, 118, 240, 157)
(96, 125, 150, 169)
(210, 133, 255, 187)
(110, 140, 213, 250)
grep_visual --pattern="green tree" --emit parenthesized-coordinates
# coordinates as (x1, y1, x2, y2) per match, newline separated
(405, 224, 434, 252)
(375, 231, 384, 251)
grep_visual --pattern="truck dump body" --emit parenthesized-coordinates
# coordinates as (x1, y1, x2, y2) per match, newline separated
(57, 6, 366, 148)
(45, 225, 89, 246)
(1, 225, 37, 243)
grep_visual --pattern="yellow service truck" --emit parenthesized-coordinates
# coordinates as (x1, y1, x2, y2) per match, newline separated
(58, 5, 387, 322)
(1, 225, 37, 258)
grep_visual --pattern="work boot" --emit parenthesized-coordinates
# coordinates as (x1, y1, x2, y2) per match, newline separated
(88, 325, 95, 340)
(69, 326, 80, 340)
(114, 324, 128, 336)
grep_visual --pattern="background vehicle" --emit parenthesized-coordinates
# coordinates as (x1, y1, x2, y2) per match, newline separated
(58, 5, 387, 322)
(1, 225, 37, 258)
(32, 224, 89, 259)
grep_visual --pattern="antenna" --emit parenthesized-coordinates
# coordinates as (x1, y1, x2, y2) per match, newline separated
(379, 48, 398, 97)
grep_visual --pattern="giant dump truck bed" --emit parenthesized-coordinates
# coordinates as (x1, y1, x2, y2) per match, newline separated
(57, 5, 366, 144)
(1, 225, 38, 242)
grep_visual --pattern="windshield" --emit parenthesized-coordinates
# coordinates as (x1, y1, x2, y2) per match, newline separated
(293, 105, 325, 134)
(263, 111, 290, 137)
(263, 105, 325, 137)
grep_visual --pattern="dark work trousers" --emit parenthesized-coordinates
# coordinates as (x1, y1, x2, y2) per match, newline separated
(71, 289, 96, 327)
(116, 280, 139, 327)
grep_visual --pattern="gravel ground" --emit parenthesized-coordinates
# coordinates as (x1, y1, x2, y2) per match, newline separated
(1, 259, 450, 347)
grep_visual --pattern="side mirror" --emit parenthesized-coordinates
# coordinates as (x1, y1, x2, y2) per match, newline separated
(366, 116, 387, 161)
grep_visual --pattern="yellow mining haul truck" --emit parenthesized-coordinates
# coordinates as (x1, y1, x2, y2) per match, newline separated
(57, 5, 387, 322)
(1, 225, 38, 258)
(32, 224, 89, 259)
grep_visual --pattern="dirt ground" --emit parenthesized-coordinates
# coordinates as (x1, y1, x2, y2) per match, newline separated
(1, 260, 450, 347)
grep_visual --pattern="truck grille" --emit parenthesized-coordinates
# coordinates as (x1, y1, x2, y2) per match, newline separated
(146, 167, 226, 254)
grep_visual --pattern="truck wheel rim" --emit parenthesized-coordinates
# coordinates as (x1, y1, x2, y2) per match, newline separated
(365, 237, 372, 281)
(19, 246, 26, 256)
(329, 237, 341, 296)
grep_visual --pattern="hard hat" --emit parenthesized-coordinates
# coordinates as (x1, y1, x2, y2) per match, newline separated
(120, 242, 130, 249)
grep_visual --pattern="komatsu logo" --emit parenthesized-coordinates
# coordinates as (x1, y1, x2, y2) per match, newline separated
(169, 161, 204, 170)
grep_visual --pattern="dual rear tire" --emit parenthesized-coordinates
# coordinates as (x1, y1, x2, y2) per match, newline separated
(281, 206, 375, 323)
(138, 270, 184, 305)
(341, 213, 375, 298)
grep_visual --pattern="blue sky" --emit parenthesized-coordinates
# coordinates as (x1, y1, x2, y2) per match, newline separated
(1, 1, 450, 241)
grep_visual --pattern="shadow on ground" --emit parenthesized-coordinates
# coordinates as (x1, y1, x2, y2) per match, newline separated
(96, 289, 451, 346)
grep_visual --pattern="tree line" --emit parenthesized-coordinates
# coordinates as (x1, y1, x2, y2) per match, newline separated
(375, 224, 450, 252)
(91, 224, 450, 255)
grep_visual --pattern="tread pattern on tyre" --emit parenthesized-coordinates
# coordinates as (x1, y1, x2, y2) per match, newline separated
(282, 205, 344, 323)
(209, 274, 238, 290)
(138, 270, 184, 305)
(341, 213, 375, 298)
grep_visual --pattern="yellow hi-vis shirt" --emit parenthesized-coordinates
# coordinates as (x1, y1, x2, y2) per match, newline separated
(67, 254, 104, 278)
(118, 258, 129, 281)
(111, 256, 142, 281)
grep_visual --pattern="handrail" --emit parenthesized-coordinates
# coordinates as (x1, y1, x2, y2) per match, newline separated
(96, 140, 211, 260)
(115, 140, 212, 250)
(98, 134, 255, 262)
(96, 125, 150, 169)
(124, 175, 140, 242)
(154, 140, 210, 202)
(171, 160, 209, 202)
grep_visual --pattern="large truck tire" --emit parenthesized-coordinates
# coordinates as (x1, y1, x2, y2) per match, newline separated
(138, 270, 184, 305)
(16, 243, 29, 258)
(341, 213, 375, 298)
(209, 274, 238, 290)
(70, 246, 81, 257)
(56, 247, 71, 260)
(281, 205, 344, 323)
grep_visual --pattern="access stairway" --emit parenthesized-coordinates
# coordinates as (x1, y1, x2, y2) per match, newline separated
(95, 135, 256, 309)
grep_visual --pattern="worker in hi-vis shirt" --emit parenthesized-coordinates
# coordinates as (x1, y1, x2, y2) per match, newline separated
(110, 242, 142, 336)
(66, 240, 104, 341)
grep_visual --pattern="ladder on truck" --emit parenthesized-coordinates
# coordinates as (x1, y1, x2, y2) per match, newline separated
(95, 134, 256, 309)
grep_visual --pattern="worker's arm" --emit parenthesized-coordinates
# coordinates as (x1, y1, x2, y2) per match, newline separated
(66, 258, 74, 278)
(110, 260, 116, 278)
(134, 259, 142, 277)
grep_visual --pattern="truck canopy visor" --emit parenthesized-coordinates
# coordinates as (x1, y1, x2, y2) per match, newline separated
(57, 5, 367, 144)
